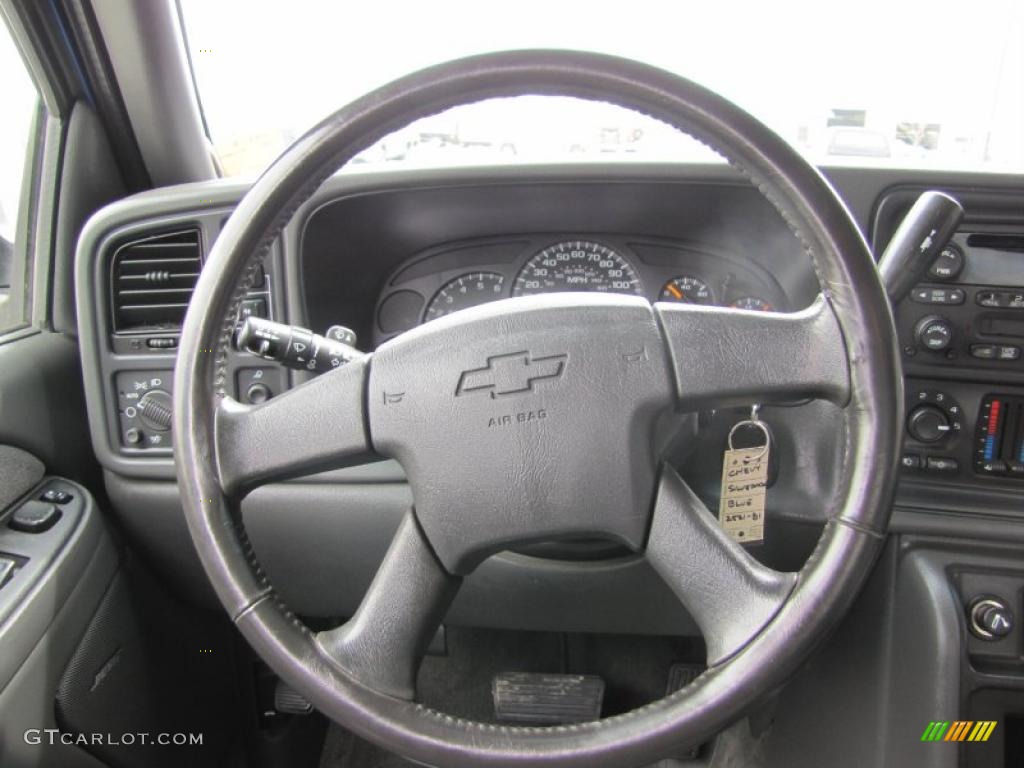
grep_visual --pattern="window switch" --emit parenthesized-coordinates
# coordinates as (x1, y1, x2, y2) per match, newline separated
(9, 501, 61, 533)
(40, 489, 73, 504)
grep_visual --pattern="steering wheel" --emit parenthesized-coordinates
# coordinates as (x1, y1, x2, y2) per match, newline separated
(174, 51, 901, 767)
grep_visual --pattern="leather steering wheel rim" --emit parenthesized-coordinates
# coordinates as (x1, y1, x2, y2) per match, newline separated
(174, 50, 902, 767)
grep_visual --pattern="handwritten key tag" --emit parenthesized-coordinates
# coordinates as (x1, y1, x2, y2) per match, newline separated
(719, 405, 770, 545)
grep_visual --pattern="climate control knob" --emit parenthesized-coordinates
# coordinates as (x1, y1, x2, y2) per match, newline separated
(907, 405, 951, 443)
(914, 315, 953, 352)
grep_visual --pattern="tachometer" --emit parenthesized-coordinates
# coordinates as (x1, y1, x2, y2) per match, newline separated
(512, 241, 642, 297)
(659, 276, 715, 304)
(424, 272, 505, 321)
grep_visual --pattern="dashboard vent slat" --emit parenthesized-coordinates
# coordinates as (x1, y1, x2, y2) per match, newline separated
(110, 229, 202, 333)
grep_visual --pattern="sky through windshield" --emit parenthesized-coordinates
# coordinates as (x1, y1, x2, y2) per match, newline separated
(181, 0, 1024, 177)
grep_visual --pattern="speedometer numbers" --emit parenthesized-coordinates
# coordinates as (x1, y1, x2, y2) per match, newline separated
(419, 247, 776, 327)
(729, 296, 775, 312)
(513, 241, 642, 297)
(424, 272, 505, 321)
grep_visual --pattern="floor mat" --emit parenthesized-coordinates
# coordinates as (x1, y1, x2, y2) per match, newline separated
(319, 627, 700, 767)
(318, 726, 418, 768)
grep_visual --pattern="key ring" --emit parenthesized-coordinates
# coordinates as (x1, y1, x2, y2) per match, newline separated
(727, 404, 771, 461)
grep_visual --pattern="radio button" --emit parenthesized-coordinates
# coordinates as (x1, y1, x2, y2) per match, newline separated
(914, 315, 954, 351)
(977, 291, 1003, 308)
(911, 287, 965, 305)
(928, 245, 964, 280)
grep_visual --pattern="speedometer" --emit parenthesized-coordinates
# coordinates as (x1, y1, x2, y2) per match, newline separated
(512, 241, 642, 297)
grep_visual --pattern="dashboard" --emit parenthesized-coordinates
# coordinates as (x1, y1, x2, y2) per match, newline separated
(73, 163, 1024, 629)
(69, 163, 1024, 758)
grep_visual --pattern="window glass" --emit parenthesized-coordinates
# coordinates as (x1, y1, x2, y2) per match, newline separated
(181, 0, 1024, 177)
(0, 18, 39, 329)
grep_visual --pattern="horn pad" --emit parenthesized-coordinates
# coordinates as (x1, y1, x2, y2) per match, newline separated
(369, 293, 675, 573)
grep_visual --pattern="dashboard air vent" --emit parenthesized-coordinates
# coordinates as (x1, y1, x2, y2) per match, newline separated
(110, 229, 202, 333)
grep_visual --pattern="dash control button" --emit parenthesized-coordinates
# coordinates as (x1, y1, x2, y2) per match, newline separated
(926, 456, 959, 473)
(979, 460, 1008, 474)
(969, 597, 1014, 640)
(9, 501, 61, 533)
(901, 454, 922, 469)
(998, 346, 1021, 361)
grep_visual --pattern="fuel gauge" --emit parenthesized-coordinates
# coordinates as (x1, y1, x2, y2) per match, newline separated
(659, 276, 715, 305)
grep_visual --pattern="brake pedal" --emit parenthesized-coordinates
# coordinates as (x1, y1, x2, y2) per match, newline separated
(493, 672, 604, 725)
(274, 679, 313, 715)
(665, 663, 706, 761)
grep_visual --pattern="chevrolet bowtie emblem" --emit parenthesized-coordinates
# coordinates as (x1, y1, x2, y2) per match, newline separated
(456, 351, 567, 398)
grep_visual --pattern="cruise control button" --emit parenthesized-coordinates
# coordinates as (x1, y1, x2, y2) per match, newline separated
(901, 454, 922, 469)
(997, 346, 1021, 361)
(970, 344, 997, 360)
(926, 456, 959, 473)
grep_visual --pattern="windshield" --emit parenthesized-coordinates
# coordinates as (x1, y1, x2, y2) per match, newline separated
(180, 0, 1024, 177)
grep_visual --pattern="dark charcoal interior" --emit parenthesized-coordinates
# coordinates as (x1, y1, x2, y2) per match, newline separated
(0, 3, 1022, 767)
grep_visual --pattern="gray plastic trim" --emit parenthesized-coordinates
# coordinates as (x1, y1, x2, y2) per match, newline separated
(0, 478, 117, 692)
(90, 0, 216, 185)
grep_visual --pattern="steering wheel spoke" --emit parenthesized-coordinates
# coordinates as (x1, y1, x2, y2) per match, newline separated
(655, 296, 850, 411)
(215, 357, 374, 497)
(647, 466, 797, 665)
(316, 511, 461, 701)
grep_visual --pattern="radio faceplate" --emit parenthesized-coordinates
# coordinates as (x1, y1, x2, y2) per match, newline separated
(894, 232, 1024, 373)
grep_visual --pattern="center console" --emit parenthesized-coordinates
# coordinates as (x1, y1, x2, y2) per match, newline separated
(874, 186, 1024, 499)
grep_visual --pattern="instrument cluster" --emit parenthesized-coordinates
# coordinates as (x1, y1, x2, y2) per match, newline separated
(373, 236, 788, 345)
